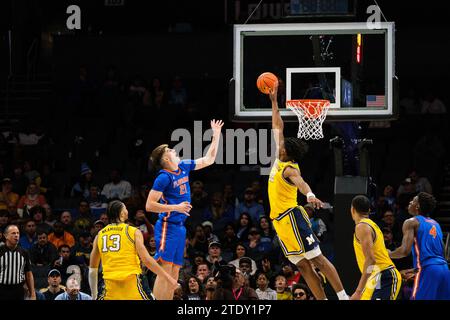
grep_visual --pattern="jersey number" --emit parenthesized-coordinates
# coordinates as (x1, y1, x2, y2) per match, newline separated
(429, 225, 437, 239)
(102, 234, 121, 252)
(179, 184, 187, 195)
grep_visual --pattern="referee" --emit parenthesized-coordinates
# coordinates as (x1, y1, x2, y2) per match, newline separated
(0, 225, 36, 300)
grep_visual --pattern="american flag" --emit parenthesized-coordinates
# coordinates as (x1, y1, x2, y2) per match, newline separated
(366, 95, 385, 107)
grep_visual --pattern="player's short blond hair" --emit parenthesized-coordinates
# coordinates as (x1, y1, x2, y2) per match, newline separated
(150, 144, 168, 168)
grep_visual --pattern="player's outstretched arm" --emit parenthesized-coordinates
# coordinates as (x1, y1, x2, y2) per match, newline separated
(284, 166, 324, 209)
(389, 218, 417, 259)
(135, 230, 178, 290)
(195, 119, 224, 170)
(88, 235, 101, 300)
(269, 82, 284, 158)
(351, 223, 376, 300)
(146, 190, 192, 215)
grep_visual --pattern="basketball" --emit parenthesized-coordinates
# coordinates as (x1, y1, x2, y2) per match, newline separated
(257, 72, 279, 94)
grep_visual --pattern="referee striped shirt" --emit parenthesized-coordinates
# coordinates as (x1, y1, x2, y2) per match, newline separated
(0, 245, 31, 285)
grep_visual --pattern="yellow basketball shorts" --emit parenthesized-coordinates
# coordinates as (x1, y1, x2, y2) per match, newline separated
(361, 267, 401, 300)
(99, 274, 154, 300)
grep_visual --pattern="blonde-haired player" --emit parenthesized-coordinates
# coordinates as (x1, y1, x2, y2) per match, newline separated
(267, 82, 348, 300)
(88, 200, 177, 300)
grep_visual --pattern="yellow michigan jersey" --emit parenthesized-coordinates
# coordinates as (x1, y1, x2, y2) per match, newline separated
(268, 159, 300, 219)
(98, 223, 142, 280)
(353, 218, 401, 300)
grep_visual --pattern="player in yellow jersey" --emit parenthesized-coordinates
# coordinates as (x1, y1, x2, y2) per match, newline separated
(350, 195, 401, 300)
(267, 83, 348, 300)
(88, 200, 178, 300)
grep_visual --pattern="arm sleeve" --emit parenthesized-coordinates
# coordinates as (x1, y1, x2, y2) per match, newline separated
(151, 173, 171, 192)
(180, 159, 196, 173)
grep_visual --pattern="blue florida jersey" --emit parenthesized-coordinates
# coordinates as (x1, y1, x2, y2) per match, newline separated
(412, 215, 447, 269)
(151, 159, 196, 224)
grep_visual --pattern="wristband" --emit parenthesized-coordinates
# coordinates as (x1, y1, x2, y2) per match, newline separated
(306, 192, 315, 199)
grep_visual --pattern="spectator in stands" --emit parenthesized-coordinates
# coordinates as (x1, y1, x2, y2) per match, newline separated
(220, 223, 238, 262)
(281, 260, 301, 289)
(292, 283, 313, 301)
(255, 272, 277, 300)
(235, 188, 265, 223)
(275, 274, 292, 300)
(229, 243, 257, 275)
(11, 164, 28, 196)
(205, 276, 217, 300)
(29, 230, 58, 267)
(206, 241, 224, 264)
(239, 256, 256, 278)
(245, 227, 273, 262)
(258, 216, 276, 241)
(168, 76, 188, 110)
(98, 213, 109, 226)
(421, 90, 447, 114)
(202, 221, 219, 243)
(39, 269, 65, 300)
(380, 210, 403, 243)
(17, 182, 47, 218)
(19, 219, 37, 250)
(91, 219, 105, 237)
(258, 256, 277, 282)
(133, 209, 154, 243)
(72, 200, 93, 237)
(60, 211, 75, 235)
(55, 277, 91, 300)
(223, 183, 239, 208)
(0, 178, 19, 210)
(382, 185, 396, 207)
(38, 163, 55, 204)
(23, 160, 40, 184)
(409, 170, 433, 194)
(30, 206, 52, 235)
(236, 212, 253, 241)
(48, 221, 75, 249)
(304, 203, 327, 242)
(183, 276, 204, 300)
(196, 262, 211, 283)
(101, 169, 132, 201)
(191, 180, 208, 210)
(53, 244, 81, 283)
(203, 192, 235, 234)
(189, 224, 209, 255)
(71, 163, 94, 199)
(0, 210, 9, 233)
(214, 268, 258, 300)
(150, 77, 165, 109)
(71, 231, 92, 266)
(250, 180, 265, 205)
(382, 227, 398, 251)
(84, 185, 108, 220)
(43, 204, 56, 227)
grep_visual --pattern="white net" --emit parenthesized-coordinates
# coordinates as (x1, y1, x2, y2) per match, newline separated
(286, 100, 330, 140)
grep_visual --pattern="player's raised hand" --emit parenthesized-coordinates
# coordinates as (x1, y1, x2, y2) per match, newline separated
(268, 81, 279, 102)
(210, 119, 224, 135)
(307, 195, 324, 210)
(175, 201, 192, 216)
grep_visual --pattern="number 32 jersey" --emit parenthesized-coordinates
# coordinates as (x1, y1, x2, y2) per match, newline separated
(98, 223, 141, 280)
(152, 159, 196, 224)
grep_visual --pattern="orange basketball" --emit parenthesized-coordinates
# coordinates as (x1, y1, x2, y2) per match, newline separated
(256, 72, 279, 94)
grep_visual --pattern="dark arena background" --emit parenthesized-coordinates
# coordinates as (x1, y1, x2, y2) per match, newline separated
(0, 0, 449, 310)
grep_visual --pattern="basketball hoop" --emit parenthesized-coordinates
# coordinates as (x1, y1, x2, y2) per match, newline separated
(287, 99, 330, 140)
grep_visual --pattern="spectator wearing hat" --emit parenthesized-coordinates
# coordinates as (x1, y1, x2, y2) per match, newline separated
(55, 277, 92, 300)
(202, 221, 219, 243)
(206, 241, 224, 264)
(39, 269, 65, 300)
(235, 187, 265, 223)
(71, 163, 95, 199)
(303, 203, 327, 242)
(0, 178, 19, 211)
(91, 219, 105, 236)
(29, 230, 58, 267)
